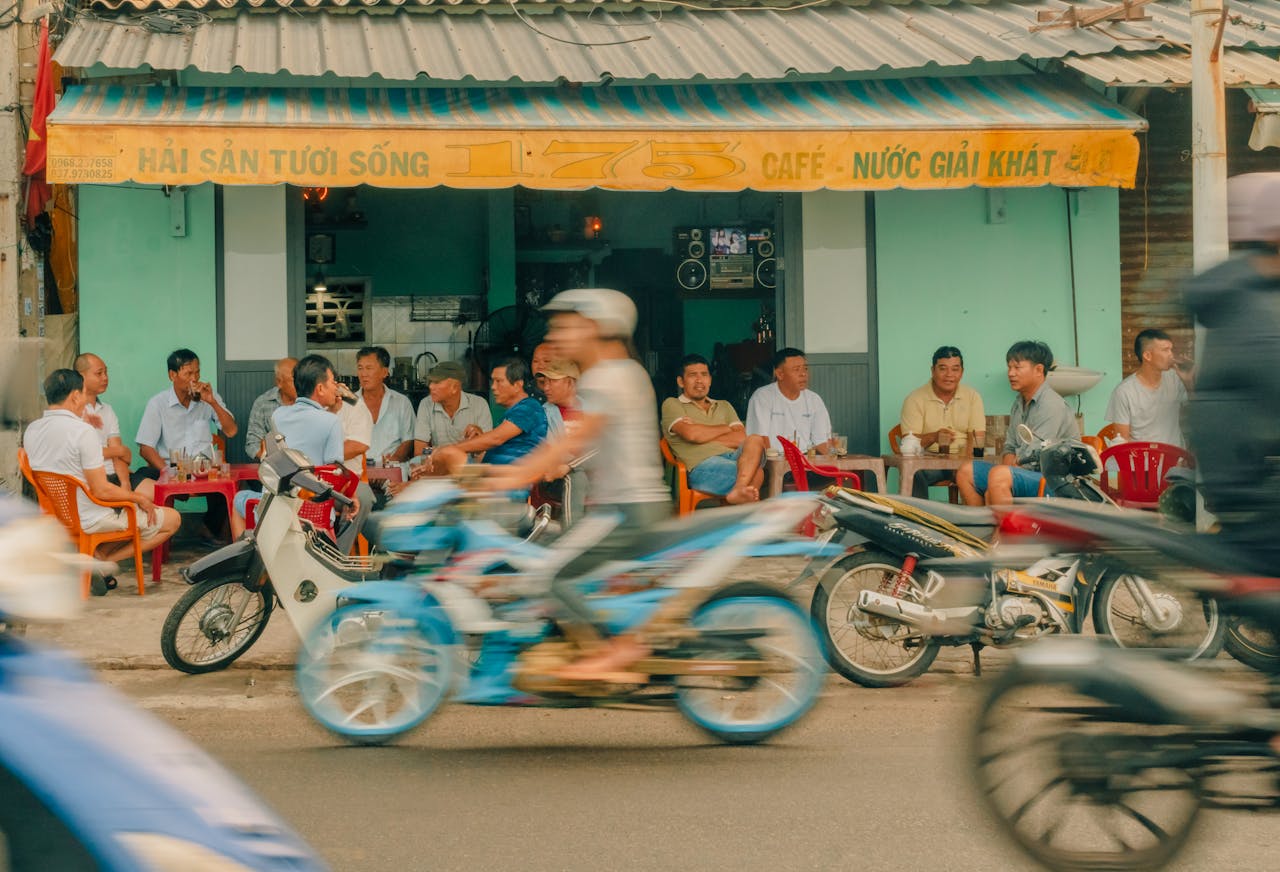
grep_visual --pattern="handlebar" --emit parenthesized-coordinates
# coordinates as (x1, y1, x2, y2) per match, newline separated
(290, 470, 354, 509)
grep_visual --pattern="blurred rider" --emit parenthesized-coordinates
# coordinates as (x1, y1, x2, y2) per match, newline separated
(488, 289, 671, 683)
(1184, 173, 1280, 573)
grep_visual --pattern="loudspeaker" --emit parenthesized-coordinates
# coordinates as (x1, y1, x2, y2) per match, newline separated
(674, 228, 708, 290)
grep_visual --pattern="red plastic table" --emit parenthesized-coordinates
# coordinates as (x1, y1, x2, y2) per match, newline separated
(150, 469, 238, 583)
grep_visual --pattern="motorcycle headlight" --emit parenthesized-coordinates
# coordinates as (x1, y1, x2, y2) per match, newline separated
(116, 833, 258, 872)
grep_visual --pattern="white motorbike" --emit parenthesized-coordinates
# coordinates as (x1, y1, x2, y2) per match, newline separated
(161, 437, 549, 674)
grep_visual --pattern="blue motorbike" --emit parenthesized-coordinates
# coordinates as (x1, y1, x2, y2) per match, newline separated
(0, 497, 328, 872)
(295, 482, 837, 746)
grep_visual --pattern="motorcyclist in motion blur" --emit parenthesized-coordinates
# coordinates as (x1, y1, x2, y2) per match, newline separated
(486, 288, 674, 683)
(1181, 173, 1280, 751)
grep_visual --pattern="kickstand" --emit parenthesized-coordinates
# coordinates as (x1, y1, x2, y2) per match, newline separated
(970, 642, 983, 678)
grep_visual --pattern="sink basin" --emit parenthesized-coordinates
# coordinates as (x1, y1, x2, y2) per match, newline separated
(1047, 366, 1105, 397)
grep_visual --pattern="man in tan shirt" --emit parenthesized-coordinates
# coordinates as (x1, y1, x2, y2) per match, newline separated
(899, 345, 985, 498)
(661, 354, 768, 504)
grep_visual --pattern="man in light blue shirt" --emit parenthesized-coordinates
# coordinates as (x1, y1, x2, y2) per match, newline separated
(135, 348, 238, 539)
(233, 355, 345, 538)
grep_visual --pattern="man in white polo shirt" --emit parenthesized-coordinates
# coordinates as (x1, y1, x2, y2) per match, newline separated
(25, 369, 180, 589)
(745, 347, 834, 455)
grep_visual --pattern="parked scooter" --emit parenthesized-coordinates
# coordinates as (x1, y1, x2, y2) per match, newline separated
(969, 499, 1280, 872)
(294, 481, 837, 746)
(0, 497, 328, 871)
(809, 431, 1222, 687)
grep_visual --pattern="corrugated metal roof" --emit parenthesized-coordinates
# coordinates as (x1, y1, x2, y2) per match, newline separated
(1064, 49, 1280, 88)
(52, 0, 1280, 85)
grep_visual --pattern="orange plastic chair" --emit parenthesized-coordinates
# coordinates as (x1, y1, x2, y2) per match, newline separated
(1096, 423, 1121, 447)
(17, 448, 54, 514)
(887, 425, 960, 503)
(659, 438, 721, 515)
(31, 468, 147, 598)
(777, 437, 862, 492)
(1098, 442, 1194, 509)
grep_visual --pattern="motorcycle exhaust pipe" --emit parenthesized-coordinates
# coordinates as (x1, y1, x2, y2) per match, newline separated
(856, 590, 982, 635)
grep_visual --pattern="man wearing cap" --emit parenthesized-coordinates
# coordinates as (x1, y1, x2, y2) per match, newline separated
(662, 353, 767, 504)
(413, 360, 493, 456)
(536, 357, 586, 525)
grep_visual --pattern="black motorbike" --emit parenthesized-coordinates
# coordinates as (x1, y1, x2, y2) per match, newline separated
(969, 498, 1280, 872)
(809, 434, 1223, 687)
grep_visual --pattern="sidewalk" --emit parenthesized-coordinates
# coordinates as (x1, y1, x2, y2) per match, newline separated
(25, 545, 991, 676)
(24, 540, 297, 670)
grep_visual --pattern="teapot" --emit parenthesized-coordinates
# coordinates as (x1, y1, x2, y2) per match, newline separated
(192, 455, 213, 477)
(899, 432, 923, 457)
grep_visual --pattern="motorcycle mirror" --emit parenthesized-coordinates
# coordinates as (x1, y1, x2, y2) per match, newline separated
(1017, 423, 1037, 443)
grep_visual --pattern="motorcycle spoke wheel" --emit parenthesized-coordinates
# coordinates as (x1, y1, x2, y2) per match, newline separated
(973, 679, 1201, 871)
(675, 592, 824, 745)
(161, 578, 273, 674)
(297, 608, 452, 746)
(812, 552, 939, 687)
(1095, 574, 1223, 660)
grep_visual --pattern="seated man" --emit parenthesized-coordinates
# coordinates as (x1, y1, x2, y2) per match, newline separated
(327, 380, 378, 537)
(745, 347, 833, 455)
(956, 341, 1079, 506)
(232, 355, 346, 538)
(430, 358, 547, 474)
(25, 369, 180, 591)
(355, 346, 415, 465)
(74, 352, 132, 487)
(662, 353, 767, 505)
(413, 360, 492, 456)
(244, 357, 298, 460)
(536, 358, 586, 526)
(136, 348, 238, 540)
(899, 345, 985, 498)
(1104, 328, 1192, 447)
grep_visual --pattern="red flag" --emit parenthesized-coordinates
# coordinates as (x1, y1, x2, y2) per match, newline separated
(23, 18, 54, 225)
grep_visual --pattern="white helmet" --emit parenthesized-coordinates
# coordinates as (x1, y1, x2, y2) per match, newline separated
(1227, 173, 1280, 244)
(541, 288, 637, 339)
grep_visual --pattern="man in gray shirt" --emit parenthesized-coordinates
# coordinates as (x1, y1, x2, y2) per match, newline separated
(244, 357, 297, 460)
(412, 360, 492, 456)
(956, 340, 1079, 506)
(1104, 328, 1191, 447)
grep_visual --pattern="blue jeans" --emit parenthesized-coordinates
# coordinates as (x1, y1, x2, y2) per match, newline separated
(970, 461, 1043, 498)
(688, 447, 744, 496)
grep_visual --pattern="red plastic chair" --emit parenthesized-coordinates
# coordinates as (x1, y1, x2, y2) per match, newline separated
(245, 465, 359, 542)
(776, 437, 862, 492)
(1098, 442, 1195, 510)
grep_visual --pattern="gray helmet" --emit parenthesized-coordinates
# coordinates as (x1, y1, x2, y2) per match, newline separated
(1227, 172, 1280, 243)
(541, 288, 637, 339)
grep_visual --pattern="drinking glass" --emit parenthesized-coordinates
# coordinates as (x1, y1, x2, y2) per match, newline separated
(937, 430, 952, 454)
(834, 435, 849, 456)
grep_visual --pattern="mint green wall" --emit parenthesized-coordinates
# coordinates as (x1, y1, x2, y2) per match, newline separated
(683, 298, 767, 361)
(79, 184, 219, 453)
(324, 187, 487, 296)
(874, 186, 1122, 453)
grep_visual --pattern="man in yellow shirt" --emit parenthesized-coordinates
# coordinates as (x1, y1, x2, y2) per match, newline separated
(899, 346, 985, 498)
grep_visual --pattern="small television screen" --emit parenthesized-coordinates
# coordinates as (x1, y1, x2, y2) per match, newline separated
(710, 227, 748, 256)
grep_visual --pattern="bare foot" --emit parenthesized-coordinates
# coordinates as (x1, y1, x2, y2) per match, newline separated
(724, 484, 760, 505)
(554, 636, 649, 684)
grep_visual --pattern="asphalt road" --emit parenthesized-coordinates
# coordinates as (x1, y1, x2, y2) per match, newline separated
(103, 668, 1279, 872)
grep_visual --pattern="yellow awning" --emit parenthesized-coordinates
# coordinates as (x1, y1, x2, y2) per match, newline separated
(48, 79, 1146, 191)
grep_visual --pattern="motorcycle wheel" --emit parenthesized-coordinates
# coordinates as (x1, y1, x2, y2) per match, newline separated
(1223, 616, 1280, 673)
(160, 578, 274, 674)
(674, 583, 825, 745)
(296, 605, 453, 746)
(810, 550, 940, 688)
(972, 672, 1202, 872)
(1091, 573, 1224, 661)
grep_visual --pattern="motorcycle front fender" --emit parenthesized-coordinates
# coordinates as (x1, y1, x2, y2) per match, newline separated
(181, 538, 257, 586)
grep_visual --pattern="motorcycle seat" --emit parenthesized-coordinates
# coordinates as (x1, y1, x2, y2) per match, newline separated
(623, 503, 767, 561)
(893, 496, 997, 530)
